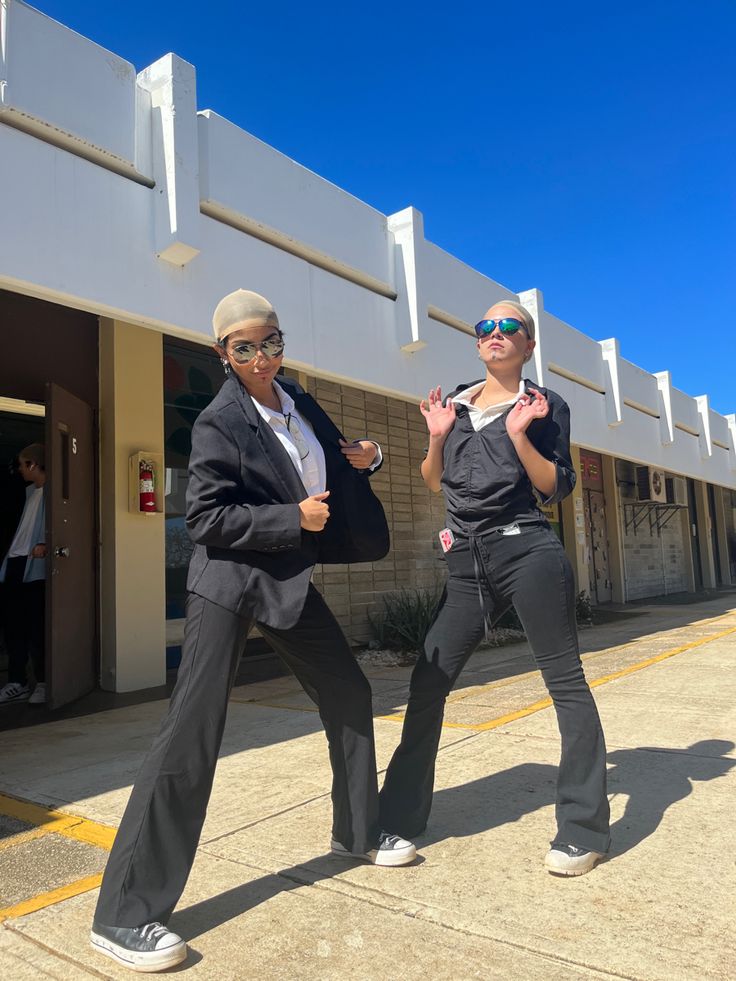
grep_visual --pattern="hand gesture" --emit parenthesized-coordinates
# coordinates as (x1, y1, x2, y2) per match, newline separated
(339, 439, 378, 469)
(420, 387, 456, 439)
(505, 387, 549, 439)
(299, 491, 330, 531)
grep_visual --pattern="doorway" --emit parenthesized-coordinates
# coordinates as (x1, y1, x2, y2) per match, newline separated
(0, 290, 99, 724)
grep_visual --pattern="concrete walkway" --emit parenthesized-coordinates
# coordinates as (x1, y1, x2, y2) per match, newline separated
(0, 595, 734, 980)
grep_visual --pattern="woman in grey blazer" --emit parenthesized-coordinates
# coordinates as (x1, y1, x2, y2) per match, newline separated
(91, 290, 415, 973)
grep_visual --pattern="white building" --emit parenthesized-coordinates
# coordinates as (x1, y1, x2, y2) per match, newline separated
(1, 1, 734, 710)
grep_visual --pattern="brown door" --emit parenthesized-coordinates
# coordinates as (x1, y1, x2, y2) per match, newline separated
(45, 383, 96, 709)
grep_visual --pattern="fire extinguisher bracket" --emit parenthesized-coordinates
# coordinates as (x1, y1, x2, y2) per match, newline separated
(128, 451, 165, 514)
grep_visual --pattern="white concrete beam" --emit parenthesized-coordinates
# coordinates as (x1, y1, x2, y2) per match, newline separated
(695, 395, 713, 460)
(517, 288, 544, 387)
(137, 53, 200, 266)
(726, 414, 736, 472)
(654, 370, 675, 446)
(599, 337, 623, 426)
(388, 206, 427, 353)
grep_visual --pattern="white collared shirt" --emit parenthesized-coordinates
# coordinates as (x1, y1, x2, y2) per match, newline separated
(8, 485, 44, 557)
(252, 381, 327, 497)
(452, 379, 526, 432)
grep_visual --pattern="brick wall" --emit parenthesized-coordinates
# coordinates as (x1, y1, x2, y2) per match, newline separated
(621, 517, 689, 600)
(287, 370, 447, 644)
(616, 460, 689, 600)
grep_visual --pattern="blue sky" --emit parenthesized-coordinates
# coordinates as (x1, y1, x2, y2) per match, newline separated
(36, 0, 735, 414)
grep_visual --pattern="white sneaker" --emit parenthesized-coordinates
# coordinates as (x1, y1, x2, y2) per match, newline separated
(331, 830, 417, 867)
(29, 683, 47, 705)
(545, 843, 604, 876)
(0, 682, 31, 704)
(90, 921, 187, 972)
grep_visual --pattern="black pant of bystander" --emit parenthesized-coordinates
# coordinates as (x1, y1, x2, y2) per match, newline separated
(3, 555, 45, 686)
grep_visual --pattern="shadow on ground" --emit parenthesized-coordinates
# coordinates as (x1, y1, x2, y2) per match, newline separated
(165, 740, 734, 943)
(415, 739, 735, 860)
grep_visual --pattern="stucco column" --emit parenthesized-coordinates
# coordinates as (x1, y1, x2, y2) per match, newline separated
(99, 319, 166, 691)
(692, 480, 716, 589)
(560, 445, 589, 597)
(713, 486, 732, 585)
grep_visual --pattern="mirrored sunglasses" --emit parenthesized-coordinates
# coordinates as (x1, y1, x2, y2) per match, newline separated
(474, 318, 527, 338)
(228, 334, 285, 364)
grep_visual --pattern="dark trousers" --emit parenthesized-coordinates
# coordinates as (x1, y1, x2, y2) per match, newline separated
(95, 584, 380, 928)
(379, 523, 610, 854)
(3, 556, 45, 685)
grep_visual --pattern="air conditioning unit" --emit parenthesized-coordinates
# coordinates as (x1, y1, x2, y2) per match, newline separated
(670, 476, 687, 506)
(636, 466, 667, 503)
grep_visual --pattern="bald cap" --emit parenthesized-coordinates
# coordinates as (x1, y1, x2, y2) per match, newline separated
(212, 290, 280, 341)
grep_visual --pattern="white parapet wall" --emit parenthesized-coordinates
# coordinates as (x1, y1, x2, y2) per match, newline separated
(1, 0, 735, 490)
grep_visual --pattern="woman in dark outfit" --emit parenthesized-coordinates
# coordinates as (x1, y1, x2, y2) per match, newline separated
(91, 290, 415, 974)
(379, 299, 610, 877)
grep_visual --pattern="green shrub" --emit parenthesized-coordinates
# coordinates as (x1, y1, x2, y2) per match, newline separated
(368, 587, 443, 654)
(368, 585, 595, 655)
(576, 590, 593, 625)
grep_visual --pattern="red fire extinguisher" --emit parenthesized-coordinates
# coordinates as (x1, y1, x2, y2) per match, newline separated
(139, 460, 156, 512)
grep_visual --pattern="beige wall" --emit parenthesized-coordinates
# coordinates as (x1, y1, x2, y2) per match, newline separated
(99, 320, 166, 691)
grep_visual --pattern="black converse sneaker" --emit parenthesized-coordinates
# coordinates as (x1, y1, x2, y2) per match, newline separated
(331, 830, 417, 867)
(545, 843, 604, 877)
(90, 920, 187, 972)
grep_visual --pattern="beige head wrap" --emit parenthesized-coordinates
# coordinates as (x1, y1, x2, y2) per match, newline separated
(212, 289, 280, 342)
(486, 299, 536, 341)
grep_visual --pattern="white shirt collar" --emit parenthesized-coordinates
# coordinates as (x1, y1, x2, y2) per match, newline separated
(452, 379, 526, 413)
(252, 379, 295, 422)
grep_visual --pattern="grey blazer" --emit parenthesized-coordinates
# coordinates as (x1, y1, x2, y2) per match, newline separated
(185, 374, 385, 628)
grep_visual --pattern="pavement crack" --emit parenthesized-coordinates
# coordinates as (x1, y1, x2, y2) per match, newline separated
(200, 792, 332, 846)
(3, 923, 107, 979)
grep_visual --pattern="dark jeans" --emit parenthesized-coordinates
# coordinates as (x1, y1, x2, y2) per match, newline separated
(95, 585, 380, 928)
(3, 556, 45, 686)
(379, 522, 610, 854)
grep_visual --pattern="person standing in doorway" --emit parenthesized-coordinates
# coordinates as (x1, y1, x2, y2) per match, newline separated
(379, 299, 610, 876)
(0, 443, 47, 705)
(90, 290, 416, 973)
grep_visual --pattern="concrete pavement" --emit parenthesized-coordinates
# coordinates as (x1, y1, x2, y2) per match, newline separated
(0, 594, 734, 980)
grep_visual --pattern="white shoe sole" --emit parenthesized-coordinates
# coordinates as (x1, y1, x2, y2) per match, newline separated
(330, 841, 417, 867)
(544, 852, 603, 877)
(90, 932, 187, 973)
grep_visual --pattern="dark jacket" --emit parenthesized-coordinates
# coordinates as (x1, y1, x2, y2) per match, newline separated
(185, 374, 387, 627)
(440, 379, 576, 536)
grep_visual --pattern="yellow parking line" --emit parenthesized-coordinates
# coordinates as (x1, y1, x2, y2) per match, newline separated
(0, 794, 116, 850)
(0, 874, 103, 924)
(377, 624, 736, 732)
